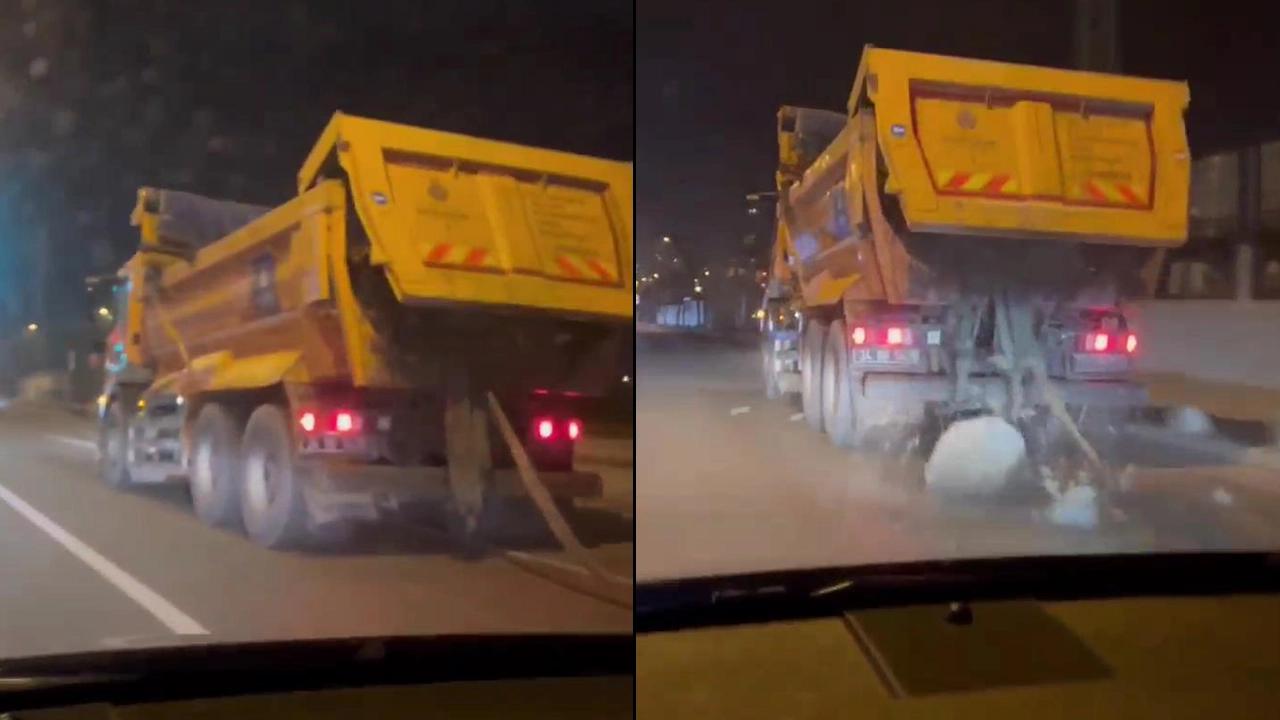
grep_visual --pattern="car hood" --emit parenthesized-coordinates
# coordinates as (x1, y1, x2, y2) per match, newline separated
(638, 593, 1280, 718)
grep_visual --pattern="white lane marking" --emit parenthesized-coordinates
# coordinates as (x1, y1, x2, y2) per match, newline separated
(48, 435, 97, 452)
(790, 412, 804, 422)
(0, 483, 209, 635)
(729, 406, 751, 416)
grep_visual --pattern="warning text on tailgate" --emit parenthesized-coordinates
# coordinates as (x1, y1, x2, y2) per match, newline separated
(523, 184, 622, 285)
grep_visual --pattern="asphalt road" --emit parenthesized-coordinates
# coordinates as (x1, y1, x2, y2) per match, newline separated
(0, 404, 633, 659)
(636, 327, 1280, 582)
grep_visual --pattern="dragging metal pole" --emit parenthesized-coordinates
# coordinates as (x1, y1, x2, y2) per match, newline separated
(486, 392, 632, 602)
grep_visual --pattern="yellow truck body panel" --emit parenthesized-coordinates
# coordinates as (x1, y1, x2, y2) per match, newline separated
(121, 114, 632, 397)
(298, 113, 632, 320)
(849, 47, 1190, 246)
(124, 181, 349, 391)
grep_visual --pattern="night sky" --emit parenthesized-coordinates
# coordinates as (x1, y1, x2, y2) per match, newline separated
(638, 0, 1280, 266)
(0, 0, 632, 330)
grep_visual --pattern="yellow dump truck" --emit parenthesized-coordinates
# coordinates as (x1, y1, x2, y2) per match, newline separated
(97, 113, 632, 548)
(759, 47, 1189, 479)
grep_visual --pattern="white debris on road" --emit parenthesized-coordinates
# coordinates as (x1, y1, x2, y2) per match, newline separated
(729, 406, 751, 416)
(1212, 487, 1234, 506)
(925, 416, 1026, 494)
(1168, 406, 1214, 435)
(1047, 485, 1099, 529)
(789, 412, 804, 422)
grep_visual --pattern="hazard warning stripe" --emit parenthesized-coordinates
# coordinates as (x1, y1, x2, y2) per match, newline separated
(422, 243, 500, 269)
(555, 254, 616, 283)
(935, 170, 1019, 196)
(1084, 178, 1145, 206)
(556, 256, 583, 278)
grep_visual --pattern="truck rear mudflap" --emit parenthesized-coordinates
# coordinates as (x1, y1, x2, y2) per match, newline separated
(299, 113, 632, 321)
(854, 47, 1190, 246)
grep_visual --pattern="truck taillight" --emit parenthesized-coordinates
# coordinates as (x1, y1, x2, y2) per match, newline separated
(297, 409, 362, 434)
(531, 417, 581, 443)
(334, 411, 357, 433)
(1081, 331, 1136, 355)
(851, 326, 867, 346)
(886, 327, 910, 346)
(536, 418, 555, 440)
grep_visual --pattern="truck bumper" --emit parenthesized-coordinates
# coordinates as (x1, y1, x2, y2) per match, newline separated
(299, 462, 603, 524)
(862, 374, 1148, 408)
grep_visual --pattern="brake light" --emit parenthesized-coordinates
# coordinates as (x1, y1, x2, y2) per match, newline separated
(1085, 332, 1110, 352)
(334, 411, 356, 433)
(850, 326, 867, 346)
(1125, 333, 1138, 354)
(298, 411, 317, 433)
(567, 419, 582, 441)
(885, 327, 906, 346)
(536, 418, 555, 440)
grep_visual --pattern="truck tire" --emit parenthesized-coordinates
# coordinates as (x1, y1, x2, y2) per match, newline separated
(190, 404, 242, 529)
(762, 334, 782, 400)
(98, 401, 134, 489)
(822, 320, 859, 448)
(239, 404, 311, 549)
(801, 320, 827, 433)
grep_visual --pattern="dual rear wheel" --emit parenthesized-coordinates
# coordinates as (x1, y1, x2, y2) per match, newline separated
(189, 403, 317, 549)
(798, 318, 874, 449)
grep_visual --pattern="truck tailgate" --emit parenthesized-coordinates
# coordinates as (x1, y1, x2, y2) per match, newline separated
(856, 48, 1190, 246)
(300, 113, 632, 320)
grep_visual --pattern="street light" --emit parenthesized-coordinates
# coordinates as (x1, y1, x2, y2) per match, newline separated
(97, 306, 111, 318)
(662, 236, 671, 243)
(25, 323, 38, 332)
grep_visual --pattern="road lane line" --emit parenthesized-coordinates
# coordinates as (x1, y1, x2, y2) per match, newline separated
(729, 406, 751, 416)
(0, 483, 209, 635)
(47, 435, 97, 452)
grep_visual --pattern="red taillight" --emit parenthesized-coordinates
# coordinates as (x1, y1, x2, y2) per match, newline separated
(850, 326, 867, 346)
(298, 411, 317, 433)
(1125, 333, 1138, 354)
(567, 419, 582, 441)
(1086, 332, 1110, 352)
(536, 418, 555, 440)
(334, 411, 356, 433)
(886, 327, 905, 346)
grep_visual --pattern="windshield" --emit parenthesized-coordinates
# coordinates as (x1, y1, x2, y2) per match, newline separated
(636, 0, 1280, 584)
(0, 0, 632, 666)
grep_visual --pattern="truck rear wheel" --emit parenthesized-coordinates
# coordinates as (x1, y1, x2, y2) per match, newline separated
(98, 401, 133, 489)
(190, 404, 242, 529)
(822, 320, 859, 448)
(762, 335, 783, 400)
(801, 320, 827, 433)
(239, 404, 311, 549)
